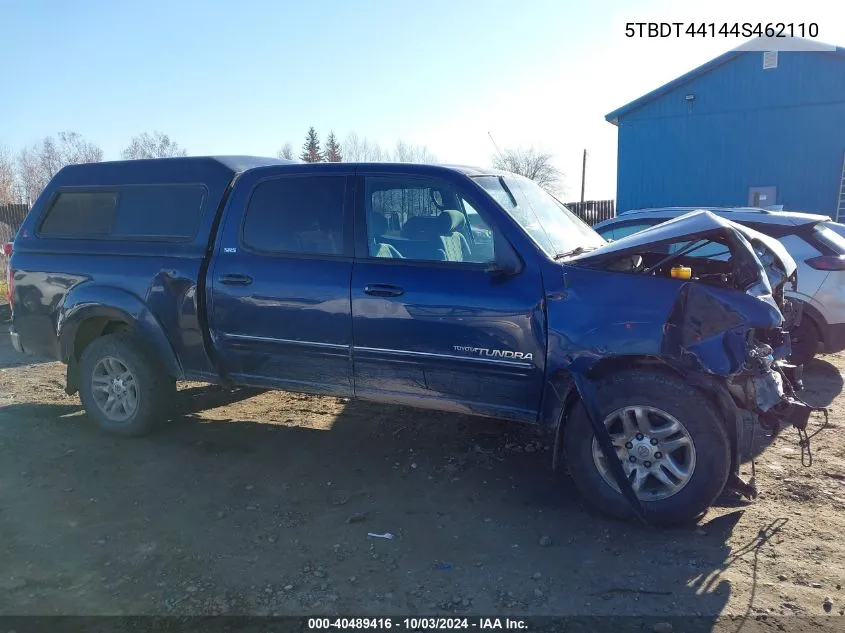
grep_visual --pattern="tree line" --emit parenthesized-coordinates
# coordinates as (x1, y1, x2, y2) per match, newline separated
(278, 127, 439, 165)
(0, 126, 563, 205)
(284, 127, 562, 193)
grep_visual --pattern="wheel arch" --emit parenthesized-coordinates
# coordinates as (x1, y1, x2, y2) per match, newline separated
(59, 286, 183, 394)
(545, 355, 743, 478)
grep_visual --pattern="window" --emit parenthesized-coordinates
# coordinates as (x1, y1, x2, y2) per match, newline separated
(39, 186, 205, 239)
(669, 239, 731, 260)
(364, 176, 493, 264)
(113, 185, 205, 238)
(40, 192, 117, 236)
(242, 176, 346, 255)
(612, 222, 658, 240)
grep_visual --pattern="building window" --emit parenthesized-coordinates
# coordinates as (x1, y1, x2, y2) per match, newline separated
(762, 51, 778, 69)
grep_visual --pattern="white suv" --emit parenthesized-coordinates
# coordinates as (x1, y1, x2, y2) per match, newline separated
(594, 207, 845, 364)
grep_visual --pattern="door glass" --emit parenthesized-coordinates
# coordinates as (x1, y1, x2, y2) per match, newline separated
(242, 176, 346, 255)
(365, 176, 494, 264)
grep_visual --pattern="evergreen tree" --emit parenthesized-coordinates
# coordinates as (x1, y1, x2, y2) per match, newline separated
(300, 127, 323, 163)
(325, 131, 342, 162)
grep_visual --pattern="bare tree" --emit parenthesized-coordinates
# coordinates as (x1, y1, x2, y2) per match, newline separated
(392, 140, 437, 163)
(0, 145, 17, 204)
(492, 146, 563, 193)
(122, 131, 187, 160)
(343, 132, 384, 162)
(18, 132, 103, 203)
(277, 142, 294, 160)
(343, 132, 436, 163)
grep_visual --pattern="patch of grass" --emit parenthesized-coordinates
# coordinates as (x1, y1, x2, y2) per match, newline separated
(0, 278, 7, 300)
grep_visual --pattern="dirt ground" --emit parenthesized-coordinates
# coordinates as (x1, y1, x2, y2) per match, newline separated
(2, 301, 845, 631)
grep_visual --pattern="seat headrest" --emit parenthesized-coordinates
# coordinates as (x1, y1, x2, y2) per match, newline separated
(438, 210, 465, 234)
(370, 213, 388, 236)
(402, 215, 441, 239)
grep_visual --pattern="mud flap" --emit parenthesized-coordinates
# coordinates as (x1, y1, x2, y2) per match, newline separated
(569, 372, 649, 524)
(65, 356, 80, 396)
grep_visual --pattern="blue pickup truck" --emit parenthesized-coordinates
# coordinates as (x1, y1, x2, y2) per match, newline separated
(5, 156, 816, 524)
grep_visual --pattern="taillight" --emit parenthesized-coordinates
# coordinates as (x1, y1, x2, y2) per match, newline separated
(805, 255, 845, 271)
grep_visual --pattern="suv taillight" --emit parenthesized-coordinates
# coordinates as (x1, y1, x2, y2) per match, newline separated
(3, 242, 12, 305)
(805, 255, 845, 271)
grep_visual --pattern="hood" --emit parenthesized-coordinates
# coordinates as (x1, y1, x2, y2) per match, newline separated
(570, 210, 796, 277)
(567, 211, 797, 301)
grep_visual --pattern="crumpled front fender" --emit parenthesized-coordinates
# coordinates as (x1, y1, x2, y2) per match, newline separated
(545, 266, 785, 380)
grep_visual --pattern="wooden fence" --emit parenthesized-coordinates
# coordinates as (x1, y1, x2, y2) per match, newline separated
(1, 204, 29, 281)
(564, 199, 616, 226)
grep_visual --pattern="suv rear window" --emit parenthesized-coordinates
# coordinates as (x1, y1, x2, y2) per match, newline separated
(814, 223, 845, 254)
(39, 186, 206, 240)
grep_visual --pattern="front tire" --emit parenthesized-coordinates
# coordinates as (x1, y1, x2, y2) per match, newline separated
(79, 333, 176, 436)
(563, 371, 730, 525)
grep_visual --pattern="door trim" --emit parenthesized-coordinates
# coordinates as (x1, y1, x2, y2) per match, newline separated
(222, 333, 350, 351)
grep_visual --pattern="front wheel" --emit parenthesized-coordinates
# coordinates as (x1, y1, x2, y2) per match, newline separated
(563, 371, 731, 525)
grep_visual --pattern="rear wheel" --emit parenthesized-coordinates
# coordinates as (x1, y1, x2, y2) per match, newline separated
(563, 371, 730, 525)
(790, 315, 820, 365)
(79, 333, 176, 436)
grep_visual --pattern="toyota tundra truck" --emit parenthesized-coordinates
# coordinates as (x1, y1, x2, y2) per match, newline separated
(5, 156, 816, 524)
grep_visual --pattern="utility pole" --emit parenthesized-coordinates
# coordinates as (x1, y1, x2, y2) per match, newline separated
(580, 149, 587, 203)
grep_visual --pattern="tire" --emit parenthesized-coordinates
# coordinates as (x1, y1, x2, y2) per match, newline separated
(563, 370, 730, 525)
(789, 316, 820, 365)
(78, 333, 176, 436)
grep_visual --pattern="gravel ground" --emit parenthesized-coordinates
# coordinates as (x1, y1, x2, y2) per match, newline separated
(1, 301, 844, 631)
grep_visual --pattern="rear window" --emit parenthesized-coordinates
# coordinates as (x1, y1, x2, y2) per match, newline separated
(38, 185, 206, 240)
(241, 176, 347, 256)
(814, 223, 845, 254)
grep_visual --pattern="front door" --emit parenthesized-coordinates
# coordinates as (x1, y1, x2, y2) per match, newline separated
(209, 169, 354, 395)
(350, 173, 546, 422)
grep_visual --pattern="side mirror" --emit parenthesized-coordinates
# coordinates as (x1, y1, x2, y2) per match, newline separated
(485, 228, 524, 280)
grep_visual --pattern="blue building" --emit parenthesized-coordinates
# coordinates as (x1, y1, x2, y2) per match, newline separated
(606, 39, 845, 219)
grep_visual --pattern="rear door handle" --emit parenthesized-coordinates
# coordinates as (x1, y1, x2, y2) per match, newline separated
(364, 284, 405, 297)
(218, 273, 253, 286)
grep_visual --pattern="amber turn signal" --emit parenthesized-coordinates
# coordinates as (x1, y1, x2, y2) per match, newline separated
(670, 266, 692, 280)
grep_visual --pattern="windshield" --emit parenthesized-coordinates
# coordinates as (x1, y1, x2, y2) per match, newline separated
(473, 175, 605, 258)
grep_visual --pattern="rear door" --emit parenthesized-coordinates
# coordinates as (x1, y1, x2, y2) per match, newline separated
(209, 166, 355, 395)
(349, 171, 546, 422)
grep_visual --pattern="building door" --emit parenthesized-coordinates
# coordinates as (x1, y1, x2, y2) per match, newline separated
(748, 186, 777, 208)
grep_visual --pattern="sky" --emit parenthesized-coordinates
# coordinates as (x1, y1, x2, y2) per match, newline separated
(1, 0, 842, 201)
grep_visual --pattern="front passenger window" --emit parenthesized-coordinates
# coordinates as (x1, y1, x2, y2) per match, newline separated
(364, 176, 494, 265)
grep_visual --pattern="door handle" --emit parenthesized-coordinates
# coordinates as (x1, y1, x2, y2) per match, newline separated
(218, 273, 253, 286)
(364, 284, 405, 297)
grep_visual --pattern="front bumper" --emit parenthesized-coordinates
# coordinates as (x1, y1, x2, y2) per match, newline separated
(9, 328, 26, 354)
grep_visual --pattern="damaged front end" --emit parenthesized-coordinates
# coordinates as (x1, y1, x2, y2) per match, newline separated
(550, 211, 826, 518)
